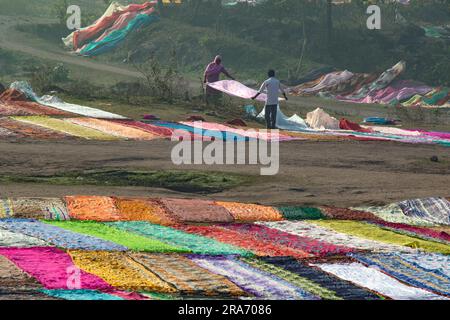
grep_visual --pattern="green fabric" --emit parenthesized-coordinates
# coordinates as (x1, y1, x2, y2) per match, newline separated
(422, 88, 448, 105)
(277, 207, 325, 220)
(46, 221, 186, 252)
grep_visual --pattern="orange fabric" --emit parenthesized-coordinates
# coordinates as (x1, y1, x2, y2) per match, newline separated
(216, 201, 282, 222)
(65, 196, 120, 221)
(114, 198, 175, 225)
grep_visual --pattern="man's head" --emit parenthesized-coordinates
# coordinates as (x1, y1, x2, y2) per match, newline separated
(214, 55, 222, 65)
(268, 69, 275, 78)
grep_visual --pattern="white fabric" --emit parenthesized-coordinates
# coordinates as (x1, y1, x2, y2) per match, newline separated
(314, 262, 447, 300)
(368, 126, 422, 136)
(0, 228, 48, 247)
(257, 106, 308, 131)
(401, 253, 450, 278)
(257, 221, 416, 253)
(207, 80, 285, 102)
(306, 107, 340, 130)
(301, 70, 354, 94)
(258, 77, 285, 106)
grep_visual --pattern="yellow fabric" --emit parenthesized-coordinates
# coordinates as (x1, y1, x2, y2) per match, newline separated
(69, 250, 176, 292)
(310, 220, 450, 255)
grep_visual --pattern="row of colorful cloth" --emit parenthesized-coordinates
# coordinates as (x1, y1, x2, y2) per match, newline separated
(0, 195, 449, 300)
(289, 61, 449, 108)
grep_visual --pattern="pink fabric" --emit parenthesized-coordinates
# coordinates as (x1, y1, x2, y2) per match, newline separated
(411, 130, 450, 140)
(0, 247, 112, 290)
(207, 80, 285, 102)
(375, 221, 450, 243)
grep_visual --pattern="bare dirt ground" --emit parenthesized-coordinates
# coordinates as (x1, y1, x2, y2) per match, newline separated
(0, 139, 448, 207)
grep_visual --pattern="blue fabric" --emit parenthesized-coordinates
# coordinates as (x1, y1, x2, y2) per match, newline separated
(0, 219, 127, 251)
(80, 14, 159, 56)
(41, 289, 123, 300)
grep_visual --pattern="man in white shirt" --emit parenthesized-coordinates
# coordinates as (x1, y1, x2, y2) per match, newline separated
(251, 70, 288, 129)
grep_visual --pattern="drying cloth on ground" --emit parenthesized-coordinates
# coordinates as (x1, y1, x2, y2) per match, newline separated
(48, 220, 185, 253)
(0, 198, 13, 218)
(109, 222, 248, 256)
(189, 255, 318, 300)
(12, 116, 119, 140)
(350, 253, 450, 297)
(314, 262, 445, 300)
(0, 117, 72, 140)
(216, 201, 282, 222)
(224, 223, 354, 257)
(207, 80, 285, 102)
(257, 107, 309, 131)
(8, 197, 69, 220)
(152, 122, 229, 141)
(400, 253, 450, 278)
(311, 220, 450, 254)
(68, 250, 175, 293)
(339, 119, 372, 132)
(276, 207, 325, 220)
(319, 206, 383, 222)
(0, 291, 60, 300)
(257, 221, 414, 253)
(241, 258, 341, 300)
(0, 255, 42, 291)
(370, 221, 450, 244)
(161, 198, 234, 223)
(306, 108, 340, 130)
(290, 71, 355, 95)
(0, 126, 18, 138)
(40, 289, 123, 301)
(0, 247, 113, 290)
(0, 228, 48, 247)
(111, 120, 173, 137)
(353, 203, 437, 227)
(114, 197, 175, 225)
(398, 197, 450, 225)
(130, 253, 245, 297)
(176, 225, 305, 258)
(67, 118, 159, 140)
(65, 196, 120, 221)
(0, 219, 126, 251)
(261, 257, 381, 300)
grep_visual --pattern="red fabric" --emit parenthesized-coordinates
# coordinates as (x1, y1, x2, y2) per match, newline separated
(226, 119, 247, 127)
(175, 224, 310, 258)
(320, 206, 383, 222)
(375, 221, 450, 243)
(339, 118, 372, 133)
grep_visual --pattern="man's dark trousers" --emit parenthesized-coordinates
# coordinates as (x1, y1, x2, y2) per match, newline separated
(265, 104, 277, 129)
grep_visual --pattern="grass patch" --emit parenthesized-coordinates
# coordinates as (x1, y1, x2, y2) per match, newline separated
(0, 169, 255, 194)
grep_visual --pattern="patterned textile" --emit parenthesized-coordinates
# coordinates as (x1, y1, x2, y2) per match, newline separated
(276, 207, 325, 220)
(0, 117, 72, 140)
(0, 255, 42, 291)
(69, 250, 175, 293)
(320, 206, 382, 222)
(370, 221, 450, 244)
(0, 199, 14, 218)
(0, 247, 112, 290)
(114, 197, 175, 225)
(65, 196, 120, 221)
(176, 224, 307, 258)
(48, 220, 185, 253)
(40, 289, 123, 300)
(0, 219, 126, 251)
(311, 220, 450, 254)
(261, 257, 381, 300)
(189, 255, 319, 300)
(241, 258, 341, 300)
(351, 253, 450, 297)
(110, 222, 248, 256)
(0, 228, 48, 247)
(398, 197, 450, 225)
(8, 198, 69, 220)
(314, 262, 446, 300)
(258, 221, 414, 253)
(111, 120, 173, 138)
(130, 253, 245, 297)
(223, 223, 354, 257)
(161, 198, 234, 223)
(216, 201, 282, 222)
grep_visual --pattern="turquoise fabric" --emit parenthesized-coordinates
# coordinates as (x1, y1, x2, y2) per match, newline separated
(41, 289, 123, 300)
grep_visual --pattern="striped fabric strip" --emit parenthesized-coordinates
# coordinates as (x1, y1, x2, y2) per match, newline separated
(0, 227, 48, 247)
(350, 253, 450, 297)
(189, 255, 319, 300)
(0, 219, 126, 251)
(216, 202, 283, 222)
(8, 198, 69, 220)
(276, 207, 325, 220)
(0, 199, 14, 218)
(398, 197, 450, 226)
(109, 222, 248, 256)
(40, 289, 124, 300)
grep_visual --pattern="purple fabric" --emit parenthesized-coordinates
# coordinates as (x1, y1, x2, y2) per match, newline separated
(360, 80, 432, 104)
(204, 63, 225, 83)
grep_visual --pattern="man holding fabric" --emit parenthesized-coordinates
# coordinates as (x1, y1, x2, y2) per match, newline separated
(252, 70, 288, 129)
(203, 55, 235, 105)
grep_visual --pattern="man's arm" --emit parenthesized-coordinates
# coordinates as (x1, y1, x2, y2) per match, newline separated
(222, 68, 235, 81)
(279, 83, 288, 101)
(252, 81, 266, 100)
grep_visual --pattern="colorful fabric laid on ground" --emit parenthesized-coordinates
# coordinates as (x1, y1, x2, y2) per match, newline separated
(161, 198, 234, 223)
(48, 220, 185, 253)
(398, 197, 450, 226)
(8, 198, 69, 220)
(130, 253, 245, 297)
(0, 199, 14, 218)
(67, 118, 159, 140)
(311, 220, 450, 254)
(350, 253, 450, 297)
(0, 219, 126, 251)
(257, 106, 308, 131)
(319, 206, 383, 222)
(12, 116, 119, 140)
(306, 108, 340, 130)
(277, 207, 326, 220)
(114, 197, 175, 225)
(207, 80, 285, 103)
(370, 221, 450, 244)
(40, 289, 123, 301)
(314, 262, 446, 300)
(0, 117, 72, 140)
(0, 255, 42, 291)
(189, 255, 318, 300)
(69, 250, 175, 292)
(216, 201, 283, 222)
(258, 221, 414, 253)
(261, 257, 382, 300)
(110, 222, 248, 256)
(65, 196, 120, 221)
(0, 228, 48, 247)
(111, 120, 173, 138)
